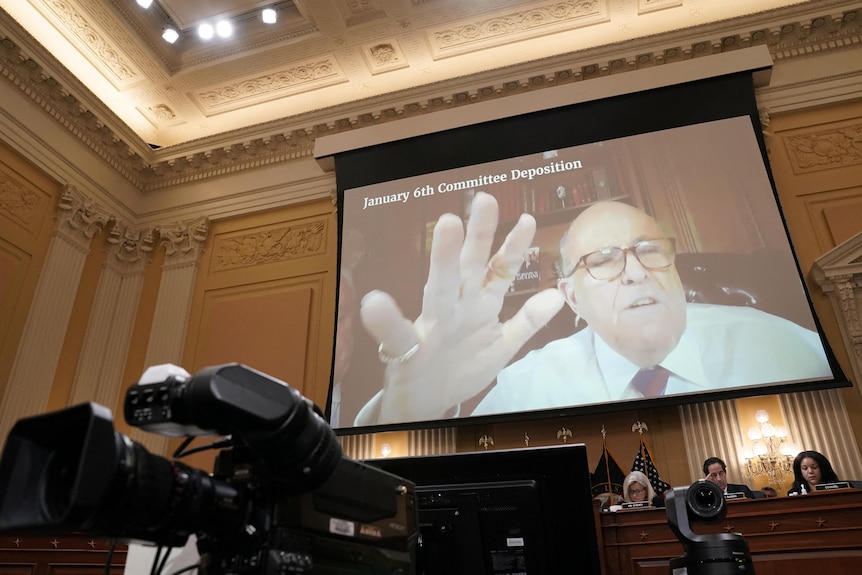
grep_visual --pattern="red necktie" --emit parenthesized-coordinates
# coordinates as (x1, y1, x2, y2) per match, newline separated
(630, 367, 671, 397)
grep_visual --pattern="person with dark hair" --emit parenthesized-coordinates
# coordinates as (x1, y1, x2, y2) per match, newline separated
(787, 450, 840, 495)
(703, 456, 755, 498)
(761, 486, 778, 498)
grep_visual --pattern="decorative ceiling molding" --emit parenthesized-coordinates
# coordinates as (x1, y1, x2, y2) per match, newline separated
(194, 57, 347, 115)
(425, 0, 610, 60)
(44, 0, 141, 88)
(1, 4, 861, 192)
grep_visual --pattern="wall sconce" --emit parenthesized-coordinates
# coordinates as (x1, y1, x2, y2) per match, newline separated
(478, 434, 494, 450)
(557, 427, 572, 443)
(380, 443, 392, 457)
(743, 409, 796, 486)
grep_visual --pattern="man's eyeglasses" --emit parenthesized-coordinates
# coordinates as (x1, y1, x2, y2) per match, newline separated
(571, 237, 676, 281)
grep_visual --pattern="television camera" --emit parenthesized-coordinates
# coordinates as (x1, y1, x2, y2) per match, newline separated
(0, 363, 417, 575)
(665, 480, 754, 575)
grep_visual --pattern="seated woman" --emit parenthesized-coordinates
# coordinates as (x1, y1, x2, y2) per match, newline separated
(787, 450, 840, 495)
(622, 471, 656, 504)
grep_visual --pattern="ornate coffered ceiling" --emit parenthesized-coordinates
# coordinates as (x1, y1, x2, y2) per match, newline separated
(1, 0, 861, 193)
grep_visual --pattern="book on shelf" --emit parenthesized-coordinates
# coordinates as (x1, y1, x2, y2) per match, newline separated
(509, 246, 541, 294)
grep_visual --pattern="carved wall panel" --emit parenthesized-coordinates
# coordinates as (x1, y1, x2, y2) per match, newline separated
(211, 219, 328, 272)
(0, 168, 51, 240)
(783, 122, 862, 173)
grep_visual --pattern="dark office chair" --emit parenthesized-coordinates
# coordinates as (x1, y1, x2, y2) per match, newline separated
(674, 250, 813, 328)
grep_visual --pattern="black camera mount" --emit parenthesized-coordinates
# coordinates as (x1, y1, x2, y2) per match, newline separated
(665, 480, 754, 575)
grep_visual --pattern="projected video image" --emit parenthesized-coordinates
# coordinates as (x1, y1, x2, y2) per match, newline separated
(331, 116, 838, 431)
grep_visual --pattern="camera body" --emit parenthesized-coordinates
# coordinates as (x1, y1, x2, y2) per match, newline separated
(0, 363, 417, 575)
(665, 480, 754, 575)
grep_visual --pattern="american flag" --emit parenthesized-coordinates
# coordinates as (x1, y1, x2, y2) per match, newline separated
(632, 437, 671, 495)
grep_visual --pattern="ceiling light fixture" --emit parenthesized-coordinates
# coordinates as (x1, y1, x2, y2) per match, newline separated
(198, 23, 214, 39)
(162, 26, 179, 44)
(135, 0, 153, 8)
(216, 20, 233, 38)
(262, 8, 277, 24)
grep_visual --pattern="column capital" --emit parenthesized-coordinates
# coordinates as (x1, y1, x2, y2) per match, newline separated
(55, 184, 111, 249)
(105, 221, 156, 274)
(158, 216, 209, 267)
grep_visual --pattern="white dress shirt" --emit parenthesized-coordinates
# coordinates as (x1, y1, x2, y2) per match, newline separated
(473, 303, 833, 416)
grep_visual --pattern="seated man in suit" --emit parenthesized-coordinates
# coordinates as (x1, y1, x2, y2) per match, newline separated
(703, 456, 755, 498)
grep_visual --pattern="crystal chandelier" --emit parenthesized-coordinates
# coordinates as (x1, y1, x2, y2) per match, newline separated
(744, 410, 796, 486)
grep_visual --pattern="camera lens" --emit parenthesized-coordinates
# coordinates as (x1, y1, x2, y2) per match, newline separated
(685, 481, 725, 521)
(40, 449, 79, 520)
(692, 487, 717, 509)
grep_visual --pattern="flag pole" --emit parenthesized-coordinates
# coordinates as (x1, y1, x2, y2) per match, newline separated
(602, 425, 611, 495)
(633, 420, 647, 465)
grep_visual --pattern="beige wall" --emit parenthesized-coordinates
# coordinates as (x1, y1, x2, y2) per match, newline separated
(767, 99, 862, 454)
(0, 140, 62, 406)
(1, 96, 861, 487)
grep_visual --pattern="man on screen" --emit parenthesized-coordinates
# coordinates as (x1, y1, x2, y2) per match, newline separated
(355, 194, 831, 425)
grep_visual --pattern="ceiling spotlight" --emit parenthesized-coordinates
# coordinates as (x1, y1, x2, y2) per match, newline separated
(262, 8, 277, 24)
(162, 27, 179, 44)
(198, 23, 214, 39)
(216, 20, 233, 38)
(136, 0, 153, 8)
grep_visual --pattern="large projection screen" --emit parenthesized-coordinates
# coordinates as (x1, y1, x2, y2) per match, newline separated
(326, 72, 847, 433)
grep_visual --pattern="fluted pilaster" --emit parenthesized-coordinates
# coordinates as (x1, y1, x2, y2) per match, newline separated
(68, 222, 155, 410)
(128, 216, 209, 455)
(0, 185, 109, 443)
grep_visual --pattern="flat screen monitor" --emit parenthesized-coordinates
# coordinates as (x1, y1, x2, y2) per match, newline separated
(365, 444, 599, 575)
(327, 72, 847, 432)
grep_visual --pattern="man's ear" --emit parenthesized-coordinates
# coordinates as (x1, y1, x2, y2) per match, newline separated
(557, 277, 578, 312)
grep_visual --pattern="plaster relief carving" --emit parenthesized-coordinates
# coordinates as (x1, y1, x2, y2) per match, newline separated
(42, 0, 137, 86)
(56, 185, 110, 247)
(148, 104, 177, 123)
(812, 232, 862, 389)
(160, 217, 209, 265)
(5, 4, 861, 192)
(213, 220, 327, 271)
(428, 0, 608, 59)
(835, 276, 862, 358)
(362, 40, 408, 75)
(638, 0, 683, 15)
(106, 221, 155, 272)
(337, 0, 387, 26)
(783, 124, 862, 173)
(196, 60, 346, 114)
(0, 175, 44, 231)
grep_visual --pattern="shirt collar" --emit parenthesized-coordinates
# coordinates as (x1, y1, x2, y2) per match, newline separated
(594, 325, 711, 398)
